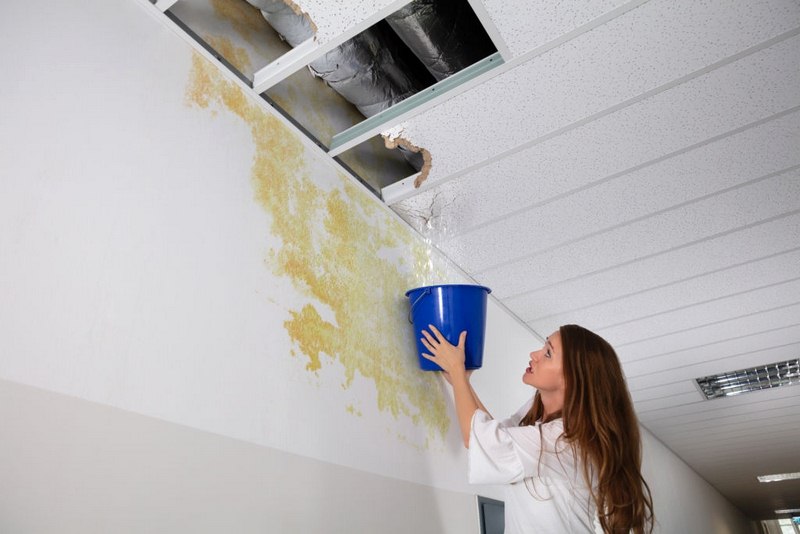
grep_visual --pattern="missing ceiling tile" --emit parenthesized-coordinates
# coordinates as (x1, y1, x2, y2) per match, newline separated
(168, 0, 498, 201)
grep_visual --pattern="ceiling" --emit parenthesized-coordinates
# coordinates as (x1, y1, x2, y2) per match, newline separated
(159, 0, 800, 521)
(389, 0, 800, 520)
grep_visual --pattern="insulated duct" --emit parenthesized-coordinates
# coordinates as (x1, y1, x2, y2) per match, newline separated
(385, 0, 496, 81)
(246, 0, 435, 118)
(305, 23, 435, 119)
(246, 0, 313, 48)
(247, 0, 432, 169)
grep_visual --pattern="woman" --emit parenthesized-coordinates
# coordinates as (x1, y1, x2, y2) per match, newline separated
(420, 323, 654, 534)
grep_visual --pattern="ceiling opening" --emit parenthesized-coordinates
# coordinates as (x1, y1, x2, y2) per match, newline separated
(162, 0, 502, 196)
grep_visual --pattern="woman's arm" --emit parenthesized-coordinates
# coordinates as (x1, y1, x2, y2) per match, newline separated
(444, 371, 491, 417)
(450, 372, 479, 448)
(420, 325, 488, 448)
(469, 379, 490, 417)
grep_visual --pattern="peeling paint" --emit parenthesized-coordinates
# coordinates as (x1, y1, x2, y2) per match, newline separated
(184, 52, 450, 444)
(280, 0, 320, 36)
(383, 135, 432, 188)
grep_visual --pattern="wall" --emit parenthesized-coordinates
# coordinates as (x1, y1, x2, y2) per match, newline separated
(641, 430, 758, 534)
(0, 378, 479, 533)
(0, 0, 755, 532)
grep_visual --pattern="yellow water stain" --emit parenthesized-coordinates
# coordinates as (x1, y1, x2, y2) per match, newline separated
(346, 404, 363, 417)
(205, 35, 252, 74)
(185, 52, 450, 443)
(209, 0, 272, 47)
(208, 0, 403, 187)
(268, 71, 346, 146)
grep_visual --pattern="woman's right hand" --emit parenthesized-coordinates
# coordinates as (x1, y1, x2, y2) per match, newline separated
(421, 325, 468, 377)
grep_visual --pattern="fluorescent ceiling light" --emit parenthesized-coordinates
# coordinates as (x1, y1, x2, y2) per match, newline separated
(774, 508, 800, 514)
(694, 358, 800, 400)
(758, 472, 800, 483)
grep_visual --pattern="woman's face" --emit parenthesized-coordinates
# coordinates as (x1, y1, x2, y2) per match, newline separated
(522, 331, 566, 393)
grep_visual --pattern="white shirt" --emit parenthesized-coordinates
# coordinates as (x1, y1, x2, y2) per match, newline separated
(468, 399, 602, 534)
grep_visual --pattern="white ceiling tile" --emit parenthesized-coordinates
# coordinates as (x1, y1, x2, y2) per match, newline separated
(443, 111, 800, 276)
(593, 277, 800, 349)
(629, 380, 699, 403)
(295, 0, 400, 43)
(623, 324, 800, 379)
(532, 250, 800, 334)
(653, 411, 800, 441)
(393, 35, 800, 238)
(638, 382, 800, 422)
(633, 391, 703, 413)
(664, 416, 800, 447)
(682, 448, 800, 473)
(503, 214, 800, 325)
(478, 167, 800, 306)
(626, 340, 800, 391)
(668, 431, 800, 463)
(656, 430, 800, 462)
(385, 0, 800, 189)
(642, 398, 800, 432)
(616, 303, 800, 361)
(679, 440, 800, 467)
(481, 0, 631, 57)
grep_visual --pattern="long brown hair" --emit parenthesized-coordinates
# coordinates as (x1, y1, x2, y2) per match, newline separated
(520, 324, 654, 534)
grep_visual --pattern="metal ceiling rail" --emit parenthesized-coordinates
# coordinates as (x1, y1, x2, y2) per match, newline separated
(154, 0, 178, 12)
(327, 52, 505, 157)
(465, 0, 512, 60)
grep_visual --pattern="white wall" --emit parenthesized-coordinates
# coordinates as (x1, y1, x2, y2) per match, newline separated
(641, 430, 758, 534)
(0, 379, 478, 534)
(0, 0, 756, 532)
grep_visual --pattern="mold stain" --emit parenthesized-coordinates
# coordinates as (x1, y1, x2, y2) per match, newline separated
(209, 0, 273, 49)
(207, 0, 292, 78)
(268, 73, 337, 144)
(185, 52, 450, 443)
(205, 35, 252, 74)
(207, 0, 409, 187)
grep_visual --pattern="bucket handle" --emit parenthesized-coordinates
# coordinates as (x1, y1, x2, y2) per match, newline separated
(408, 287, 431, 324)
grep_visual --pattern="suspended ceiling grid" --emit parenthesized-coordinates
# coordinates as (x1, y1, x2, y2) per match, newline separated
(374, 0, 800, 520)
(156, 0, 800, 521)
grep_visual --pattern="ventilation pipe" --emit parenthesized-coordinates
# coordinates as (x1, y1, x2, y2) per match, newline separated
(385, 0, 496, 81)
(246, 0, 430, 169)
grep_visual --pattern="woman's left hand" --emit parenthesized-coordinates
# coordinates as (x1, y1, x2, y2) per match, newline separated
(420, 325, 468, 378)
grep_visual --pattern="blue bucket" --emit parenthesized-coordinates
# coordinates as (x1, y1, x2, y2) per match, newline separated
(405, 284, 492, 371)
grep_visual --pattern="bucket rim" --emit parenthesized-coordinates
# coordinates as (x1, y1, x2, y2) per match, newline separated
(405, 284, 492, 297)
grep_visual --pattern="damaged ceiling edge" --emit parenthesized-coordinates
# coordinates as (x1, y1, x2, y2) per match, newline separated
(383, 135, 432, 189)
(280, 0, 318, 34)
